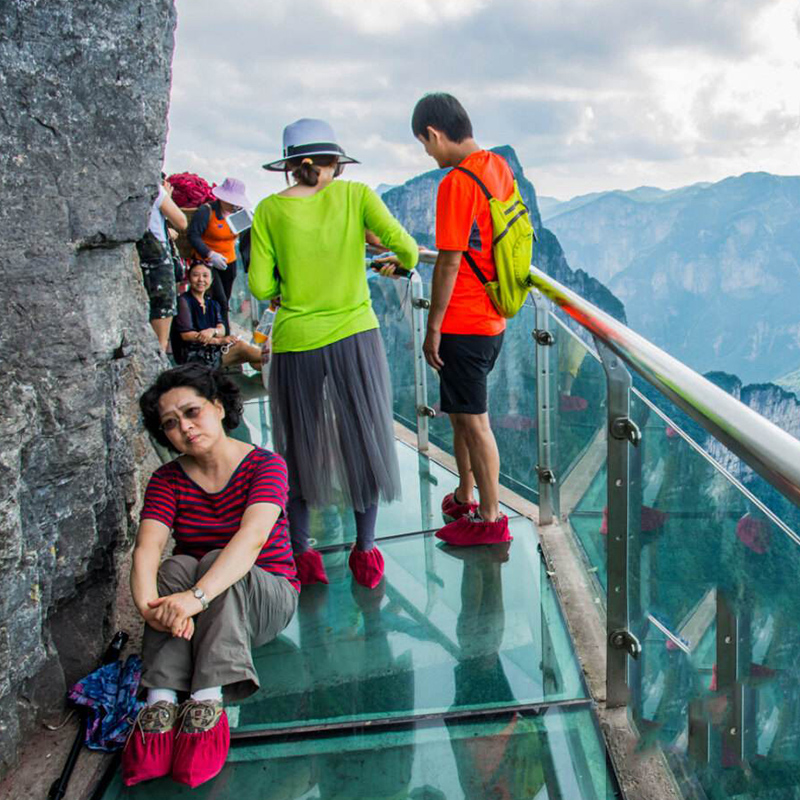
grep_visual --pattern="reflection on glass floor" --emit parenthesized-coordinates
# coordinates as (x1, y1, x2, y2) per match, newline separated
(103, 705, 613, 800)
(233, 519, 586, 733)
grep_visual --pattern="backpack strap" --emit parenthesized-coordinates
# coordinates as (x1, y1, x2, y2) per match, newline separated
(453, 166, 493, 201)
(452, 166, 492, 285)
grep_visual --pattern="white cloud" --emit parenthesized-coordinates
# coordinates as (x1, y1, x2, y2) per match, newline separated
(165, 0, 800, 201)
(321, 0, 487, 33)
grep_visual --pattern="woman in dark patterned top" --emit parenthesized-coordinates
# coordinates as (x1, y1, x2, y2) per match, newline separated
(172, 261, 263, 370)
(122, 365, 298, 789)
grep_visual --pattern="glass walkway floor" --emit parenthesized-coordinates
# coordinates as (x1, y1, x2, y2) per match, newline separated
(99, 389, 618, 799)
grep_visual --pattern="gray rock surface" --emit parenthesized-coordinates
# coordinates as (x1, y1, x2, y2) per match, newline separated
(0, 0, 176, 774)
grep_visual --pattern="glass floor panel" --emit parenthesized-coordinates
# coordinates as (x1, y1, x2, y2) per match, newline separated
(102, 704, 615, 800)
(232, 518, 587, 734)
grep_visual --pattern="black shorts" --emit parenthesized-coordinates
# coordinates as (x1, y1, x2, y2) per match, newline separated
(438, 332, 504, 415)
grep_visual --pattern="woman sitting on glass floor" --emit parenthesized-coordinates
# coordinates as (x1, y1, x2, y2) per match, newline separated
(170, 260, 263, 371)
(122, 364, 298, 789)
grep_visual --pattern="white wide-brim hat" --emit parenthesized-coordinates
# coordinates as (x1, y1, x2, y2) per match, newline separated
(262, 118, 360, 172)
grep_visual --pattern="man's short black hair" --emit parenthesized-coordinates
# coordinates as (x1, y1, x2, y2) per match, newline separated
(412, 93, 473, 143)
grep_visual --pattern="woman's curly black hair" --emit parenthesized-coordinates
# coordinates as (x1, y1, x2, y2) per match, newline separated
(140, 364, 243, 451)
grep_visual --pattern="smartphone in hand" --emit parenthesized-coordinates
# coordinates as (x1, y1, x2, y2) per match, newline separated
(370, 259, 412, 279)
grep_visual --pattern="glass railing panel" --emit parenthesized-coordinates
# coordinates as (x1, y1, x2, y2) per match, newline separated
(623, 390, 800, 796)
(550, 315, 607, 485)
(231, 519, 586, 734)
(101, 704, 614, 799)
(368, 272, 419, 431)
(568, 465, 609, 593)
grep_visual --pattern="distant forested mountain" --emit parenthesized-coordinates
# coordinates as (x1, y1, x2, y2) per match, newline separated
(542, 173, 800, 384)
(382, 145, 626, 323)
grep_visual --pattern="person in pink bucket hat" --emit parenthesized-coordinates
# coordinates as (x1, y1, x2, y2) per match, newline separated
(188, 177, 252, 334)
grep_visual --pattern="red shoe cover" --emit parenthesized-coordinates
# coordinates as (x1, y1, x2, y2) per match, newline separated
(560, 394, 588, 412)
(122, 728, 175, 787)
(349, 546, 385, 589)
(736, 514, 770, 554)
(600, 505, 668, 535)
(441, 491, 478, 521)
(294, 548, 329, 585)
(171, 711, 230, 788)
(436, 514, 512, 546)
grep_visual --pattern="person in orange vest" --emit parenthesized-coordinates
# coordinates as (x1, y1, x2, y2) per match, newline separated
(188, 178, 251, 334)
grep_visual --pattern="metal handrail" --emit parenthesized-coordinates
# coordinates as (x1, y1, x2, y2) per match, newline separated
(528, 265, 800, 509)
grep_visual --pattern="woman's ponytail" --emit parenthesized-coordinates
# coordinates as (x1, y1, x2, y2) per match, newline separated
(288, 154, 339, 187)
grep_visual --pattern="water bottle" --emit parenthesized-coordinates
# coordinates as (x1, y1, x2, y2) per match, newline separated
(254, 308, 275, 389)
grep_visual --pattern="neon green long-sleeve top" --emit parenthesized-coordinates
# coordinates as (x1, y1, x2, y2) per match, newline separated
(249, 180, 419, 353)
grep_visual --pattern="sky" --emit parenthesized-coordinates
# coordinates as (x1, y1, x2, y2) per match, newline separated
(165, 0, 800, 202)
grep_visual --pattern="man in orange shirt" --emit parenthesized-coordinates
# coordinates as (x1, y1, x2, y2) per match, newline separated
(412, 92, 512, 546)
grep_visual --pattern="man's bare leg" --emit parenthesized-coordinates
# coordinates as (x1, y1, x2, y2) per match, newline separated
(150, 317, 172, 352)
(450, 416, 475, 504)
(451, 412, 500, 521)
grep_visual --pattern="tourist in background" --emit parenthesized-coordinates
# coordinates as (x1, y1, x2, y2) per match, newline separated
(188, 177, 251, 334)
(137, 176, 188, 351)
(249, 118, 418, 588)
(171, 261, 263, 371)
(123, 365, 298, 788)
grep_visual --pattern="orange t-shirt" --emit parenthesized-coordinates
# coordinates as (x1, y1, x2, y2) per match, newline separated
(435, 150, 513, 336)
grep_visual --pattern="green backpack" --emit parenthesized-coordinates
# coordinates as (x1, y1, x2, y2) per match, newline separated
(454, 165, 536, 318)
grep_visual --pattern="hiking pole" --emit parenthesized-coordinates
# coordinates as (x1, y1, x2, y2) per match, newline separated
(47, 631, 128, 800)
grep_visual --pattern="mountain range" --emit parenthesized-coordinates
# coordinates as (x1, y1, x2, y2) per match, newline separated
(541, 173, 800, 384)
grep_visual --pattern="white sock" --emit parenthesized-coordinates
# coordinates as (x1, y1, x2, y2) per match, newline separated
(191, 686, 223, 703)
(147, 688, 178, 706)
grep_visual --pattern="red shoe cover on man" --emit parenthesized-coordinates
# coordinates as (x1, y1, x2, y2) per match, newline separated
(436, 513, 512, 546)
(441, 491, 478, 521)
(171, 707, 230, 788)
(294, 548, 329, 585)
(349, 546, 385, 589)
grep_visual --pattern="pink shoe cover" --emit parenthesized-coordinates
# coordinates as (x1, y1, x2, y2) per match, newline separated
(121, 726, 175, 787)
(436, 513, 512, 546)
(441, 491, 478, 521)
(171, 709, 230, 788)
(294, 548, 329, 585)
(349, 546, 385, 589)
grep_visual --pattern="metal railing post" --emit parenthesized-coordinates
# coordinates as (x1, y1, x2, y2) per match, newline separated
(410, 272, 433, 453)
(716, 591, 748, 766)
(596, 339, 641, 708)
(531, 292, 559, 524)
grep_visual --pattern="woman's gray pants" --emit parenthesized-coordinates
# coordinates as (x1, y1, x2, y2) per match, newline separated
(141, 550, 297, 701)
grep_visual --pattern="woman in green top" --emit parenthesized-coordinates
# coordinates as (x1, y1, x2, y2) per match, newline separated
(249, 118, 419, 589)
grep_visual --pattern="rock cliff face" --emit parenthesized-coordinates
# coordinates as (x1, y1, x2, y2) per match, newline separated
(0, 0, 175, 772)
(382, 145, 627, 323)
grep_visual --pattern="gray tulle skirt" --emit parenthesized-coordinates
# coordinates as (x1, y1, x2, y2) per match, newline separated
(269, 328, 401, 512)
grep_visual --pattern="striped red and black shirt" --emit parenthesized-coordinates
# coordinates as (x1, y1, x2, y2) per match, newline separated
(140, 447, 298, 592)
